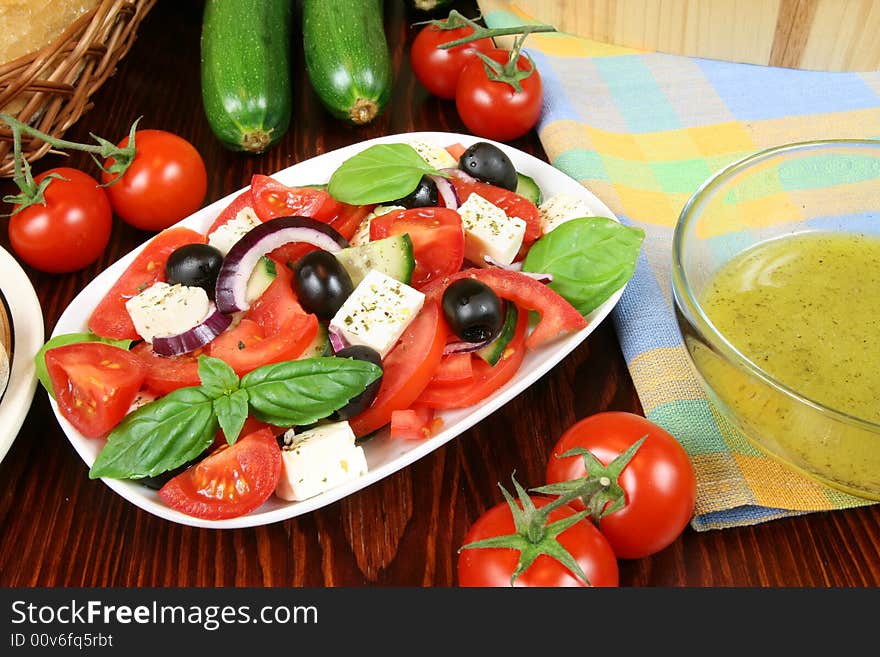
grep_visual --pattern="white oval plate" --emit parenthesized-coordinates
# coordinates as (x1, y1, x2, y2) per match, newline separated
(52, 131, 623, 528)
(0, 245, 43, 464)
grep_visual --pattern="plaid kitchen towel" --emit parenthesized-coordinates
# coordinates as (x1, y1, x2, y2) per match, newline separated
(476, 0, 879, 529)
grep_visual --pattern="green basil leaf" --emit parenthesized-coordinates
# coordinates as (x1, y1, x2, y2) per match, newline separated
(36, 333, 133, 398)
(89, 386, 218, 480)
(522, 217, 645, 317)
(242, 357, 382, 427)
(198, 355, 240, 398)
(328, 144, 445, 205)
(215, 388, 249, 445)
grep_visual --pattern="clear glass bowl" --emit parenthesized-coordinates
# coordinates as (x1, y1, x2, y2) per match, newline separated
(672, 139, 880, 500)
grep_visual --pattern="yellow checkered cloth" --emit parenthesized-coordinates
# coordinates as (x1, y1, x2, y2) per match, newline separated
(477, 0, 878, 529)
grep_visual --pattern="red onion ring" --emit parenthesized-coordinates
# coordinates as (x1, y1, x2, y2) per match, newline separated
(430, 175, 459, 210)
(328, 325, 350, 353)
(152, 304, 232, 357)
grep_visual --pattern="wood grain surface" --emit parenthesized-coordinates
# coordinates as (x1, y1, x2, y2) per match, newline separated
(507, 0, 880, 71)
(0, 0, 878, 588)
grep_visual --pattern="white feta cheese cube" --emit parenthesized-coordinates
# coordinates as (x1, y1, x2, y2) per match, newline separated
(207, 206, 262, 255)
(409, 141, 457, 170)
(538, 194, 596, 235)
(458, 193, 527, 266)
(125, 282, 211, 343)
(350, 205, 405, 247)
(275, 421, 369, 502)
(329, 269, 425, 358)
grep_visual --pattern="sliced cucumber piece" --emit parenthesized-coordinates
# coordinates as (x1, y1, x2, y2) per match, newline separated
(477, 304, 519, 366)
(245, 256, 278, 303)
(298, 323, 331, 358)
(333, 234, 415, 287)
(515, 172, 542, 206)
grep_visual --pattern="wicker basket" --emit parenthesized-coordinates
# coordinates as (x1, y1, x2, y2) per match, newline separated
(0, 0, 156, 178)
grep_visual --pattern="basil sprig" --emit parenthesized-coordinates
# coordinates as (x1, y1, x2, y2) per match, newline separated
(36, 332, 133, 398)
(89, 355, 382, 481)
(327, 143, 446, 205)
(522, 217, 645, 317)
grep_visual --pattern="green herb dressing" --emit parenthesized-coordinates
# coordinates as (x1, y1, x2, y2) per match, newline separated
(701, 231, 880, 423)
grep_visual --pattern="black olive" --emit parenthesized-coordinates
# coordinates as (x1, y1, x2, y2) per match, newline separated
(292, 250, 354, 321)
(459, 142, 518, 192)
(331, 345, 383, 420)
(165, 243, 225, 297)
(392, 175, 439, 208)
(441, 279, 504, 343)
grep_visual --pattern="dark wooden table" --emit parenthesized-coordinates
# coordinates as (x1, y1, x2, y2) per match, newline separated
(1, 1, 878, 588)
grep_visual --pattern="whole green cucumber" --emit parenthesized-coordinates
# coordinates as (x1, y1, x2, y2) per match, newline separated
(302, 0, 392, 125)
(200, 0, 292, 153)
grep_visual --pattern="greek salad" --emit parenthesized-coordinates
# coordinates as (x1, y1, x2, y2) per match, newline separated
(41, 138, 643, 522)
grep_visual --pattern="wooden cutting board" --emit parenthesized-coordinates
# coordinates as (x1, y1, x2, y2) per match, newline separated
(508, 0, 880, 72)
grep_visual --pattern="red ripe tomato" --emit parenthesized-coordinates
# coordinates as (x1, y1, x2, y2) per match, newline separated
(250, 176, 341, 223)
(206, 189, 254, 235)
(458, 496, 619, 587)
(159, 428, 282, 520)
(131, 343, 202, 396)
(545, 412, 697, 559)
(102, 130, 207, 232)
(88, 227, 206, 340)
(45, 342, 146, 438)
(455, 48, 543, 142)
(370, 207, 464, 288)
(8, 167, 112, 273)
(208, 261, 319, 376)
(349, 300, 447, 437)
(390, 405, 437, 440)
(417, 305, 528, 409)
(411, 23, 494, 99)
(428, 352, 473, 387)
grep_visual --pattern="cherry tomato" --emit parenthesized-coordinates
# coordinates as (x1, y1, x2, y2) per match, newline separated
(88, 227, 206, 340)
(8, 167, 111, 273)
(370, 207, 464, 288)
(458, 496, 619, 587)
(545, 412, 697, 559)
(455, 48, 543, 142)
(349, 300, 447, 437)
(159, 428, 282, 520)
(45, 342, 146, 438)
(102, 129, 207, 231)
(411, 23, 494, 99)
(417, 305, 527, 408)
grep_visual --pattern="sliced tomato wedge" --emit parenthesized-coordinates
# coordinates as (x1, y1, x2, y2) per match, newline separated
(251, 175, 342, 222)
(88, 227, 206, 340)
(327, 202, 374, 242)
(159, 428, 282, 520)
(449, 178, 541, 254)
(391, 405, 439, 440)
(46, 343, 146, 438)
(370, 207, 465, 288)
(421, 268, 587, 349)
(132, 342, 203, 395)
(445, 143, 466, 161)
(349, 300, 448, 437)
(206, 189, 254, 234)
(417, 306, 528, 409)
(429, 352, 474, 386)
(208, 261, 318, 375)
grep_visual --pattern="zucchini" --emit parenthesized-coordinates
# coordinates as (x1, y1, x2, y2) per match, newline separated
(245, 256, 277, 303)
(298, 324, 331, 359)
(302, 0, 392, 125)
(516, 173, 543, 206)
(200, 0, 292, 153)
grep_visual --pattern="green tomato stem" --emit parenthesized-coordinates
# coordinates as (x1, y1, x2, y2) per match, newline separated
(437, 22, 556, 49)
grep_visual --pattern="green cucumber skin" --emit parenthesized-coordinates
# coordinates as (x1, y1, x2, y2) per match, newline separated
(302, 0, 392, 125)
(478, 305, 519, 366)
(201, 0, 292, 153)
(516, 173, 543, 206)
